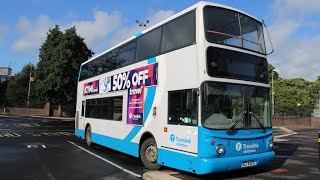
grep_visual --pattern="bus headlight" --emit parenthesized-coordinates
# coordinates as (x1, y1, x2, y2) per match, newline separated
(216, 144, 225, 155)
(268, 140, 273, 149)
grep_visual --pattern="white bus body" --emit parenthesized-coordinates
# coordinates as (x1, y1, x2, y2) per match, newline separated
(75, 1, 274, 174)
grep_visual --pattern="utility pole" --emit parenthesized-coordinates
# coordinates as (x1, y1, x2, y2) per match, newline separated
(271, 71, 275, 115)
(27, 62, 32, 108)
(318, 90, 320, 109)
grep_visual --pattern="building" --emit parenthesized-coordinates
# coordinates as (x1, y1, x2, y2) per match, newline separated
(0, 67, 13, 83)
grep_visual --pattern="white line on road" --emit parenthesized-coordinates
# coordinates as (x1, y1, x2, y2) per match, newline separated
(68, 141, 142, 178)
(273, 127, 298, 142)
(0, 130, 73, 132)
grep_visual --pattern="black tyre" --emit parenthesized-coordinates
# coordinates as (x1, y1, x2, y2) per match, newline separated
(140, 137, 161, 170)
(85, 125, 92, 147)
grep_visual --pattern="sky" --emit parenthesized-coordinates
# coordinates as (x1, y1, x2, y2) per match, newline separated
(0, 0, 319, 81)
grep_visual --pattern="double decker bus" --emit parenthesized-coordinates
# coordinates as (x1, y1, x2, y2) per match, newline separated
(75, 1, 274, 175)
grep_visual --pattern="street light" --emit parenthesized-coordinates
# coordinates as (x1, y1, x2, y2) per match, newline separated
(136, 20, 149, 27)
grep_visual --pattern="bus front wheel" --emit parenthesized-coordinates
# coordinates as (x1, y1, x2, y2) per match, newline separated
(140, 137, 161, 170)
(85, 125, 92, 147)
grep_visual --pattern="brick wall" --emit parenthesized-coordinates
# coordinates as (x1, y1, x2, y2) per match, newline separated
(272, 116, 320, 127)
(0, 102, 50, 116)
(311, 117, 320, 127)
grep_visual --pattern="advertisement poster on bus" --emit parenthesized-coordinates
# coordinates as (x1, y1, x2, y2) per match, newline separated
(99, 77, 111, 94)
(83, 80, 99, 96)
(126, 63, 158, 125)
(83, 63, 158, 125)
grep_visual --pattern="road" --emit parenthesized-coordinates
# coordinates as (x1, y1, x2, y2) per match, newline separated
(0, 116, 319, 179)
(0, 116, 145, 180)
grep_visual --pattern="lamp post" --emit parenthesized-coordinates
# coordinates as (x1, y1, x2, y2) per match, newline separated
(136, 20, 149, 27)
(271, 71, 275, 115)
(27, 62, 32, 108)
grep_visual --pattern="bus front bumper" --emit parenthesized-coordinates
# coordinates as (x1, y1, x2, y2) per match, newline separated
(195, 151, 275, 175)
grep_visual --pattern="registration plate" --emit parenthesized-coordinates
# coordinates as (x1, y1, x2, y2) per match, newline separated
(241, 160, 257, 167)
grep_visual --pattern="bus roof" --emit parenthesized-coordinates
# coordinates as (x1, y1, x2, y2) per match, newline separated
(81, 1, 262, 66)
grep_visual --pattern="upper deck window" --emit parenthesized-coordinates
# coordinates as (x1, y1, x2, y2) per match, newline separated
(79, 11, 196, 82)
(204, 6, 266, 54)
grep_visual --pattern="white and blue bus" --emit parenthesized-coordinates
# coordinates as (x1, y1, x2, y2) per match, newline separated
(75, 1, 274, 175)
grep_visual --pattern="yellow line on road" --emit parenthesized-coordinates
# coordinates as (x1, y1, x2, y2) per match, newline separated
(0, 132, 21, 137)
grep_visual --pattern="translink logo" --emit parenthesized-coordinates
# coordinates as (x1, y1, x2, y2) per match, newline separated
(170, 134, 175, 142)
(236, 142, 242, 151)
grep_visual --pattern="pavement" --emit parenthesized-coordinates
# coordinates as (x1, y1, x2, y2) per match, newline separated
(0, 115, 319, 179)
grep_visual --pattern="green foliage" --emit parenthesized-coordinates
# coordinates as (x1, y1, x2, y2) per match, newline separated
(268, 63, 279, 81)
(0, 81, 8, 107)
(273, 77, 319, 116)
(35, 25, 93, 113)
(5, 64, 36, 107)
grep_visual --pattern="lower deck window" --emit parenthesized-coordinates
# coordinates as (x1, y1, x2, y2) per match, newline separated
(168, 89, 198, 126)
(85, 96, 123, 121)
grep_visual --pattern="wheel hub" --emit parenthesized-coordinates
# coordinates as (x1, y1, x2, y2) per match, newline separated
(145, 145, 157, 163)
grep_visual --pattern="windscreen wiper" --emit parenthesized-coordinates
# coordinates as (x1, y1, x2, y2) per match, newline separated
(249, 111, 266, 133)
(227, 111, 246, 135)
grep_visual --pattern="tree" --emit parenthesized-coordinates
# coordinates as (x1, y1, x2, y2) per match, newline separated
(268, 63, 320, 116)
(0, 80, 8, 108)
(5, 64, 36, 107)
(35, 25, 93, 115)
(268, 63, 279, 81)
(274, 78, 315, 116)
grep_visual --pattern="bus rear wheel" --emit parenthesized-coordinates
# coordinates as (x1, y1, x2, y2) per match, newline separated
(140, 137, 161, 170)
(85, 125, 92, 147)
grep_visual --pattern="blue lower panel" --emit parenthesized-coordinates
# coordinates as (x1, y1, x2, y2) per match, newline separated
(158, 148, 275, 175)
(74, 129, 139, 157)
(75, 129, 85, 139)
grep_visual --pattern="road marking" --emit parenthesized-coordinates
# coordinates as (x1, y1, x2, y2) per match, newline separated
(272, 168, 288, 173)
(27, 144, 47, 149)
(32, 132, 74, 137)
(27, 145, 38, 148)
(0, 130, 73, 132)
(0, 131, 73, 137)
(13, 123, 39, 127)
(68, 141, 142, 178)
(0, 132, 21, 137)
(273, 127, 298, 142)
